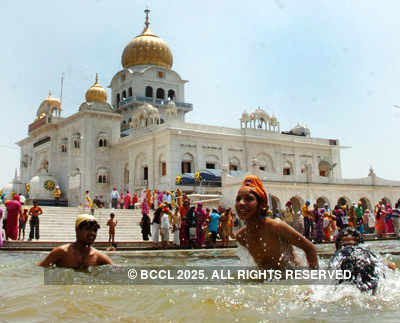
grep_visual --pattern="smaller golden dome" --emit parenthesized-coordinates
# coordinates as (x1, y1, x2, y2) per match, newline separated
(42, 91, 61, 106)
(36, 91, 61, 119)
(85, 74, 107, 103)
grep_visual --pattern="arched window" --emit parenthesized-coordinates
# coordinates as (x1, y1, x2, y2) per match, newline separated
(103, 139, 107, 147)
(128, 87, 133, 97)
(97, 168, 109, 184)
(156, 88, 165, 99)
(181, 153, 194, 174)
(98, 139, 103, 147)
(319, 161, 330, 177)
(116, 93, 120, 104)
(122, 90, 127, 99)
(168, 89, 175, 100)
(145, 86, 153, 98)
(61, 144, 67, 153)
(282, 161, 293, 176)
(74, 140, 80, 149)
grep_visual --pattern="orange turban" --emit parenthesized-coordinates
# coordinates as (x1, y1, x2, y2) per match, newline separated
(240, 175, 268, 208)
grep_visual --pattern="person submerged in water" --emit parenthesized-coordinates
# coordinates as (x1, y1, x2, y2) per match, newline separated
(235, 175, 318, 270)
(39, 214, 113, 269)
(330, 227, 397, 293)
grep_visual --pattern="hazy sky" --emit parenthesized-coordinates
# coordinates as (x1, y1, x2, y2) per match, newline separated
(1, 0, 400, 186)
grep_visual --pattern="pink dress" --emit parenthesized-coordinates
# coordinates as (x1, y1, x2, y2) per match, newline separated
(5, 200, 21, 240)
(124, 193, 131, 209)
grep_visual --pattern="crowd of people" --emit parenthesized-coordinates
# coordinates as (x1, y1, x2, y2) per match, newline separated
(36, 175, 397, 293)
(273, 198, 400, 243)
(1, 186, 400, 250)
(0, 193, 43, 247)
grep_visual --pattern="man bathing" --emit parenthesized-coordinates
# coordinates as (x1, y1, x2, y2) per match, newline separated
(235, 175, 318, 270)
(39, 214, 113, 269)
(330, 227, 396, 293)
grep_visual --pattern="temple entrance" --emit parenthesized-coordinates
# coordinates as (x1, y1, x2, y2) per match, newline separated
(290, 196, 303, 213)
(360, 197, 371, 211)
(270, 195, 281, 212)
(316, 197, 329, 208)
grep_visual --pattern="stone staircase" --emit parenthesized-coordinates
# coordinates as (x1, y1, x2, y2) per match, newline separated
(15, 206, 143, 242)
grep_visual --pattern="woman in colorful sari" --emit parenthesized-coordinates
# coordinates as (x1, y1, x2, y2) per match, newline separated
(375, 202, 386, 237)
(124, 191, 131, 209)
(195, 203, 206, 247)
(315, 208, 324, 243)
(385, 203, 394, 233)
(5, 194, 22, 240)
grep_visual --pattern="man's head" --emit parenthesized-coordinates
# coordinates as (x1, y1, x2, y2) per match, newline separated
(335, 227, 362, 250)
(305, 201, 310, 206)
(33, 200, 38, 206)
(75, 214, 100, 246)
(110, 213, 115, 219)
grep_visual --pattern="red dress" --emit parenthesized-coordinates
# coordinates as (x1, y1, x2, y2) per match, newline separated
(5, 200, 21, 240)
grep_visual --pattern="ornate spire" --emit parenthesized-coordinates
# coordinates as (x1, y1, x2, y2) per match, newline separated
(48, 90, 52, 97)
(144, 8, 150, 29)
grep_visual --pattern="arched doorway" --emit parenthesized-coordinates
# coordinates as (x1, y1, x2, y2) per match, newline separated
(337, 196, 350, 208)
(359, 197, 371, 211)
(270, 195, 281, 212)
(290, 196, 303, 213)
(123, 163, 129, 191)
(381, 197, 392, 206)
(316, 197, 329, 208)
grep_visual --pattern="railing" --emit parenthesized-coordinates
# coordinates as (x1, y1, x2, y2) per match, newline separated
(114, 96, 193, 110)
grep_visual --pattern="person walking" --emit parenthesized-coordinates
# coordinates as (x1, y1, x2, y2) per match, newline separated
(110, 187, 120, 209)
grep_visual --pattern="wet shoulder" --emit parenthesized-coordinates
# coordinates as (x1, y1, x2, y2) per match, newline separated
(236, 226, 248, 246)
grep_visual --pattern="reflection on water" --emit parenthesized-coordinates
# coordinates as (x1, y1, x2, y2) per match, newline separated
(1, 242, 400, 322)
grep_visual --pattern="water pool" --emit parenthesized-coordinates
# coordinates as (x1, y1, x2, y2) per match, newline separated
(1, 243, 400, 322)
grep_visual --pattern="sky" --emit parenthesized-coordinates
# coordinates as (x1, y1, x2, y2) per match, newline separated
(1, 0, 400, 186)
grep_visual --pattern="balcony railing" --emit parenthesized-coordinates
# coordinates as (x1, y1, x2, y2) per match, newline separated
(115, 96, 193, 110)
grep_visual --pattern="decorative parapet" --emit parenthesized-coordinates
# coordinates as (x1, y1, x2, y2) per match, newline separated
(28, 116, 48, 133)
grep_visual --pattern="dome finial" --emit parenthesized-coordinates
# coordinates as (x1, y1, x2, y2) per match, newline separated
(144, 8, 150, 29)
(48, 90, 52, 97)
(95, 73, 99, 84)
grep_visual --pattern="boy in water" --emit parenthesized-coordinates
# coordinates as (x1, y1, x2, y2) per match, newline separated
(39, 214, 113, 269)
(331, 227, 396, 293)
(107, 213, 117, 244)
(235, 175, 318, 270)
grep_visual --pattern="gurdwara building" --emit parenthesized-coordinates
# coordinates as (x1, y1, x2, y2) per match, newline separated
(12, 10, 400, 211)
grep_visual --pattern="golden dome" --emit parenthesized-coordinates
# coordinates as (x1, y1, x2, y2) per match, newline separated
(85, 74, 107, 103)
(36, 91, 61, 118)
(121, 9, 173, 69)
(42, 91, 61, 106)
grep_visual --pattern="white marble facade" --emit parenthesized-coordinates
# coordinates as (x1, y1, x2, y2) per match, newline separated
(13, 11, 400, 207)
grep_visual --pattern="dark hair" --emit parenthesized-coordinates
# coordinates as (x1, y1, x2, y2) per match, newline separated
(33, 200, 38, 204)
(335, 227, 362, 250)
(78, 220, 100, 231)
(112, 243, 117, 248)
(110, 213, 115, 218)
